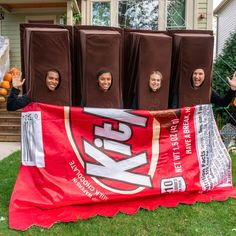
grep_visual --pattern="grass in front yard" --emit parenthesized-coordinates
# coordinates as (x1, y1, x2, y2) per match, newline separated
(1, 152, 236, 236)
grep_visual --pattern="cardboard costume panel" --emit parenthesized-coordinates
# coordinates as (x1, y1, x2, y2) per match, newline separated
(128, 32, 172, 110)
(170, 33, 214, 108)
(167, 29, 214, 36)
(74, 26, 123, 107)
(23, 28, 72, 105)
(78, 29, 122, 108)
(72, 25, 123, 106)
(20, 24, 73, 92)
(123, 29, 166, 108)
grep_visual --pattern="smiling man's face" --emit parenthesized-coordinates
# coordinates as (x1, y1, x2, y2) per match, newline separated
(45, 71, 59, 91)
(192, 68, 205, 88)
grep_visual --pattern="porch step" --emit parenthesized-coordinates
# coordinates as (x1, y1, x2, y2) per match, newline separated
(0, 124, 21, 132)
(0, 133, 21, 142)
(0, 101, 7, 110)
(0, 117, 21, 125)
(0, 107, 21, 116)
(0, 103, 21, 142)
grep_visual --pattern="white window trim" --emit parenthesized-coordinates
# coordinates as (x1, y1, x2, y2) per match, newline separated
(159, 0, 166, 30)
(25, 15, 57, 23)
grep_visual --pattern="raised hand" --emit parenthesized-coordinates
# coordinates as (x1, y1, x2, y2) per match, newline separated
(12, 71, 25, 90)
(227, 71, 236, 91)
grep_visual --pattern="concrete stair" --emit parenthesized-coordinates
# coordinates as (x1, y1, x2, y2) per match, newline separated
(0, 102, 21, 142)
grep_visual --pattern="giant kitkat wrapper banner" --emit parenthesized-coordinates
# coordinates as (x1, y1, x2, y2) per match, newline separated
(9, 103, 236, 230)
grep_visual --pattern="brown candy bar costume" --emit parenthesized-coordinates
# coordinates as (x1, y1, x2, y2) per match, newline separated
(169, 30, 214, 108)
(18, 25, 216, 110)
(20, 24, 72, 106)
(128, 32, 172, 110)
(74, 26, 123, 108)
(123, 28, 166, 108)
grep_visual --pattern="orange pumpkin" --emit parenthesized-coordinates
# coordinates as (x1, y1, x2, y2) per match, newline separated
(0, 88, 8, 96)
(3, 72, 12, 82)
(10, 67, 20, 76)
(0, 95, 6, 103)
(0, 80, 11, 90)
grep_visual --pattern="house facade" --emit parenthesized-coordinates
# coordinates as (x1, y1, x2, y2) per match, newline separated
(0, 0, 79, 68)
(0, 0, 213, 69)
(214, 0, 236, 55)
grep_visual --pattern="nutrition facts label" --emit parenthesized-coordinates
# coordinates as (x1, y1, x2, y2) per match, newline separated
(194, 105, 232, 191)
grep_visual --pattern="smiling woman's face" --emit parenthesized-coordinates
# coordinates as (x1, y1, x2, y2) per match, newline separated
(98, 72, 112, 92)
(192, 69, 205, 88)
(149, 73, 162, 92)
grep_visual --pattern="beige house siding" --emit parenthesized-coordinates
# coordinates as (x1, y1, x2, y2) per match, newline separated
(214, 0, 236, 55)
(1, 13, 24, 69)
(193, 0, 213, 30)
(196, 0, 208, 29)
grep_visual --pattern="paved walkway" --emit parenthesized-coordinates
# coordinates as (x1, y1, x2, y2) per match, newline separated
(0, 142, 21, 161)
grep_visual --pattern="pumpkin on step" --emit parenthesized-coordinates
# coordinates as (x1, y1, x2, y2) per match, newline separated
(3, 72, 12, 82)
(0, 88, 8, 96)
(0, 80, 11, 90)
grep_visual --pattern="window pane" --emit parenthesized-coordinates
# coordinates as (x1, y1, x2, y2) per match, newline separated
(167, 0, 186, 29)
(118, 0, 159, 30)
(92, 2, 111, 26)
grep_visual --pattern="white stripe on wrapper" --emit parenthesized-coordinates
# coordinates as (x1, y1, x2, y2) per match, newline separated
(21, 111, 45, 167)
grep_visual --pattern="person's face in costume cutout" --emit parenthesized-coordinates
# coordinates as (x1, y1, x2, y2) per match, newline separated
(192, 68, 205, 89)
(98, 72, 112, 92)
(149, 72, 162, 92)
(12, 69, 61, 92)
(45, 71, 60, 91)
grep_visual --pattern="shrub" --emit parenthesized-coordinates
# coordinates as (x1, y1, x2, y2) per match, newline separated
(212, 31, 236, 128)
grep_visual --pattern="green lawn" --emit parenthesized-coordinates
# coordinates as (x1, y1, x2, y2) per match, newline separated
(1, 151, 236, 236)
